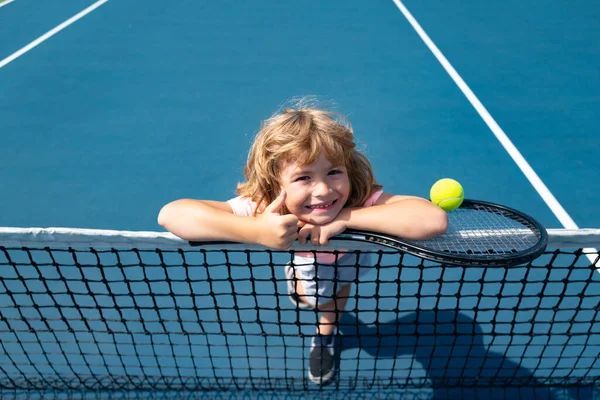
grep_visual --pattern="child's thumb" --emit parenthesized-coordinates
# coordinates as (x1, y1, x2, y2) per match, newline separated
(264, 190, 286, 214)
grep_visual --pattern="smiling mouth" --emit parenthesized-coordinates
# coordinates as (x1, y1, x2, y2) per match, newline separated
(306, 199, 337, 210)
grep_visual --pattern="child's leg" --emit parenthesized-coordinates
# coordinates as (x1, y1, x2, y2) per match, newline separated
(290, 255, 368, 385)
(298, 281, 351, 384)
(315, 283, 351, 335)
(292, 268, 352, 333)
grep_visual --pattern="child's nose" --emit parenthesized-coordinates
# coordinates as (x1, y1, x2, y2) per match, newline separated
(313, 180, 331, 196)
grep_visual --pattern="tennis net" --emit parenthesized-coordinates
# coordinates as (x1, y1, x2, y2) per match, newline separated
(0, 227, 599, 399)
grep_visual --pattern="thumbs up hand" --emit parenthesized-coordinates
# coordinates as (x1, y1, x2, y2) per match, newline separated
(255, 190, 300, 250)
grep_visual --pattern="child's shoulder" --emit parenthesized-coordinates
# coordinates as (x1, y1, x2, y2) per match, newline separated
(363, 189, 384, 207)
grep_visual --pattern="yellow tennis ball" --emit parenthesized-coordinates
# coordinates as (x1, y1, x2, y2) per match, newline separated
(430, 178, 464, 211)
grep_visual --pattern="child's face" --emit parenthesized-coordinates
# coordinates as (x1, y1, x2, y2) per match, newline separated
(279, 153, 350, 225)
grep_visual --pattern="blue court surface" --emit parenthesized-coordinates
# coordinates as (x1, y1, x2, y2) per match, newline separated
(1, 0, 599, 398)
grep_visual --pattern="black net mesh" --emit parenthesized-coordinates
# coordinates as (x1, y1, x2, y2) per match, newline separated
(0, 243, 599, 399)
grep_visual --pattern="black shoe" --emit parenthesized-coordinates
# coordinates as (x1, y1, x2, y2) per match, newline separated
(309, 334, 336, 384)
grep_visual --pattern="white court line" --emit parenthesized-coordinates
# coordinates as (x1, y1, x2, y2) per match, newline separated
(0, 0, 16, 9)
(0, 0, 109, 68)
(391, 0, 599, 269)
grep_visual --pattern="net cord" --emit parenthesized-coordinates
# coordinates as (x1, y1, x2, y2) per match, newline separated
(0, 226, 598, 254)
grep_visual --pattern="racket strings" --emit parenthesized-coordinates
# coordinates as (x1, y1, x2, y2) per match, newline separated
(413, 204, 541, 256)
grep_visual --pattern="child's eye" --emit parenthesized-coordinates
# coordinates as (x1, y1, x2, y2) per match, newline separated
(294, 176, 310, 182)
(328, 169, 342, 175)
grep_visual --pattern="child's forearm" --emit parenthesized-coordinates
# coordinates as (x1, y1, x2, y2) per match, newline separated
(341, 198, 448, 240)
(158, 199, 258, 243)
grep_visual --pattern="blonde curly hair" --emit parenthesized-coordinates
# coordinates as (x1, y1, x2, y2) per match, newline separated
(237, 105, 382, 214)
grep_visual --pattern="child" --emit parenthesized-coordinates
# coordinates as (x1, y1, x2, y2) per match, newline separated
(158, 102, 448, 384)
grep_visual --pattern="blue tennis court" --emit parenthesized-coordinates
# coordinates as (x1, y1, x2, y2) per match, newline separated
(1, 0, 599, 398)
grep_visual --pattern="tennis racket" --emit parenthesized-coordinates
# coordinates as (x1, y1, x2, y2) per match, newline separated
(333, 199, 548, 267)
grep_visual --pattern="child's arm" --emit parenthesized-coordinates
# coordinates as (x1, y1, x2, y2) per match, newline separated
(158, 191, 299, 249)
(298, 192, 448, 245)
(343, 193, 448, 238)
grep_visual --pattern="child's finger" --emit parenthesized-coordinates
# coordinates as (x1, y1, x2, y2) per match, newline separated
(282, 233, 298, 250)
(283, 214, 299, 228)
(263, 190, 286, 214)
(297, 226, 310, 245)
(310, 227, 321, 246)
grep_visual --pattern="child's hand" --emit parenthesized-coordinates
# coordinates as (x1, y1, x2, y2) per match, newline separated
(298, 212, 348, 246)
(255, 190, 299, 250)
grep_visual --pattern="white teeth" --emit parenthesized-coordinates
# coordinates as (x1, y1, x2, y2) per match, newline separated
(308, 201, 334, 209)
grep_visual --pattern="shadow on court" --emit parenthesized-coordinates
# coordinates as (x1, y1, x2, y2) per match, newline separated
(337, 310, 575, 400)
